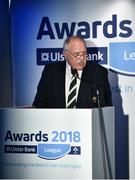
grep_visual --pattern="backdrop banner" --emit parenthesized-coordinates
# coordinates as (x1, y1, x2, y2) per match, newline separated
(10, 0, 135, 178)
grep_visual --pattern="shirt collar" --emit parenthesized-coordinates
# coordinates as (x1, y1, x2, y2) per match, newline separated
(66, 61, 82, 78)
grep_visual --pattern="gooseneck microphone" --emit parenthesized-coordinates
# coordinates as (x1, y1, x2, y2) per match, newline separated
(71, 68, 106, 90)
(96, 90, 113, 179)
(71, 67, 112, 179)
(71, 68, 78, 78)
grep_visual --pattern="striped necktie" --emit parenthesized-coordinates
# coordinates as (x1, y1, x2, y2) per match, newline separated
(67, 69, 78, 108)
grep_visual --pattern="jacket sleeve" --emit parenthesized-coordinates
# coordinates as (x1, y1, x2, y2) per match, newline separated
(94, 65, 113, 107)
(32, 66, 49, 108)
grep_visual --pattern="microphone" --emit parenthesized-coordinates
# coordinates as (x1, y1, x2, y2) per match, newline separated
(70, 66, 112, 178)
(71, 68, 78, 78)
(71, 68, 105, 90)
(71, 69, 103, 107)
(96, 89, 101, 107)
(72, 69, 112, 178)
(96, 91, 113, 179)
(71, 68, 104, 104)
(71, 67, 100, 87)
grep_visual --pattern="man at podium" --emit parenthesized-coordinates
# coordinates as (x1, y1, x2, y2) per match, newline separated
(33, 36, 112, 108)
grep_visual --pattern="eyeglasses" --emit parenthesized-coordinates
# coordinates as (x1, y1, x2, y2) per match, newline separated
(66, 50, 87, 59)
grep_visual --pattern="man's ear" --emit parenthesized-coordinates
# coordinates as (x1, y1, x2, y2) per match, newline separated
(63, 50, 68, 59)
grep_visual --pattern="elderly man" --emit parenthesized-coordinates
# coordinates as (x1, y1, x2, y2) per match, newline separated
(33, 36, 112, 108)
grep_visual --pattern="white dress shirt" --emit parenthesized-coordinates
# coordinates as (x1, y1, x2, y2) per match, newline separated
(65, 62, 82, 107)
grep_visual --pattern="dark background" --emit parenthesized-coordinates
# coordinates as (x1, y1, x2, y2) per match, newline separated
(0, 0, 12, 107)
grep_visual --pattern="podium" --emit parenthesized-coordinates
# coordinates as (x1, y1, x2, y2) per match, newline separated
(0, 107, 115, 179)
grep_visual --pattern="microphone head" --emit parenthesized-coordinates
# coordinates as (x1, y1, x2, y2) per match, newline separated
(71, 68, 78, 78)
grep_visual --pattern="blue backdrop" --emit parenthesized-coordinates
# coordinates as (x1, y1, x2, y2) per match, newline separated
(10, 0, 135, 178)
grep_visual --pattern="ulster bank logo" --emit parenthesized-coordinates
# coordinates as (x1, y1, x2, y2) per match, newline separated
(5, 144, 81, 160)
(37, 42, 135, 75)
(37, 48, 65, 66)
(4, 130, 81, 160)
(36, 47, 107, 65)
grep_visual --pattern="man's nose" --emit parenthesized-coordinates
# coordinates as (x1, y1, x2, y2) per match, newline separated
(80, 54, 84, 60)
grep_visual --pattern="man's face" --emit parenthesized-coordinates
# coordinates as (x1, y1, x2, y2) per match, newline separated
(63, 39, 87, 70)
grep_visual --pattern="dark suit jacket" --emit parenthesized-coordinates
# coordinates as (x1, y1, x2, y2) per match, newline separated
(33, 61, 112, 108)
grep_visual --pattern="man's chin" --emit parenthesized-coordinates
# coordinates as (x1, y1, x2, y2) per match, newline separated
(76, 65, 85, 71)
(76, 63, 86, 70)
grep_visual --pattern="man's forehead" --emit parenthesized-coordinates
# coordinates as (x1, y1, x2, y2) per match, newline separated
(68, 39, 86, 49)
